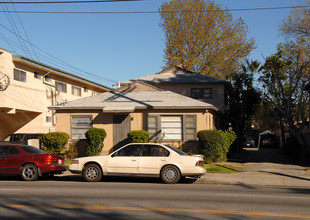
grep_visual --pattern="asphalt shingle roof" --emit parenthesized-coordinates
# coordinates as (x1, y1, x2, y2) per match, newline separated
(121, 67, 227, 84)
(50, 90, 216, 112)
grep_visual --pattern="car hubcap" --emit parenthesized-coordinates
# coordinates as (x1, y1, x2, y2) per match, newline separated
(87, 168, 98, 179)
(24, 167, 35, 179)
(165, 168, 176, 180)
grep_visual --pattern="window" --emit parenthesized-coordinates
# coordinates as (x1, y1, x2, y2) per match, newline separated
(72, 86, 81, 96)
(148, 115, 197, 141)
(191, 88, 212, 98)
(46, 116, 52, 123)
(44, 75, 52, 82)
(0, 146, 10, 155)
(71, 115, 92, 140)
(191, 88, 201, 98)
(142, 145, 169, 157)
(202, 88, 212, 98)
(56, 81, 67, 93)
(161, 116, 182, 140)
(84, 87, 88, 93)
(114, 145, 141, 157)
(22, 146, 44, 154)
(34, 72, 41, 79)
(9, 146, 20, 155)
(13, 69, 26, 82)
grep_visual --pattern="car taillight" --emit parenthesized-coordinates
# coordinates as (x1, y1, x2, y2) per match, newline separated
(195, 160, 204, 167)
(45, 157, 58, 164)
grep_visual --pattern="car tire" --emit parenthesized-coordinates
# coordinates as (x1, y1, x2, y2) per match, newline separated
(161, 165, 181, 184)
(83, 164, 102, 182)
(21, 164, 39, 181)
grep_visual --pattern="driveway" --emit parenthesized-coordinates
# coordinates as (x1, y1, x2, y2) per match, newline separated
(200, 148, 310, 187)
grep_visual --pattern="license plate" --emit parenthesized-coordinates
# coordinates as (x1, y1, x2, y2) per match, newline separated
(58, 159, 62, 165)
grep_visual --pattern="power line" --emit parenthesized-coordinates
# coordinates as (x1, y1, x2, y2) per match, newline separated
(0, 6, 308, 14)
(0, 23, 118, 83)
(0, 0, 140, 4)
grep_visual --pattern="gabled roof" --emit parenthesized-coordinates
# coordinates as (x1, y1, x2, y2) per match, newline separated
(12, 55, 111, 91)
(49, 87, 217, 113)
(121, 67, 227, 84)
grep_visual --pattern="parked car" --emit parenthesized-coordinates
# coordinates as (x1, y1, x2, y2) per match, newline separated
(0, 144, 66, 181)
(242, 137, 255, 148)
(69, 143, 205, 184)
(3, 133, 43, 149)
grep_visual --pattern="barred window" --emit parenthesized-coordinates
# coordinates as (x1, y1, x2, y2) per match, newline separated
(148, 115, 197, 141)
(71, 115, 92, 140)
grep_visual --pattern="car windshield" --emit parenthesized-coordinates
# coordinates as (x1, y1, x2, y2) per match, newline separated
(22, 145, 45, 154)
(164, 145, 187, 155)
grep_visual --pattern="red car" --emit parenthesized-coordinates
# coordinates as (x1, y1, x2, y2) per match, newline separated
(0, 144, 67, 181)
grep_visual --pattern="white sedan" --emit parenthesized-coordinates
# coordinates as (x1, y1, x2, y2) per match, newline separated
(69, 143, 205, 184)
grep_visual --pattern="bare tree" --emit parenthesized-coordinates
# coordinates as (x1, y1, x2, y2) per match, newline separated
(280, 2, 310, 38)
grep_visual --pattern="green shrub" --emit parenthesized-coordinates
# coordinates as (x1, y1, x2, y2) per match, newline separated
(128, 130, 149, 143)
(42, 132, 70, 152)
(197, 130, 236, 163)
(64, 141, 78, 159)
(218, 130, 237, 161)
(85, 128, 107, 156)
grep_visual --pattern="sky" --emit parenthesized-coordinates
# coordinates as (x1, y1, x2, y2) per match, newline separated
(0, 0, 308, 87)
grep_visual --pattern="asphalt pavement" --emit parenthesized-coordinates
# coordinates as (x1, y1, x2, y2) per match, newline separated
(198, 147, 310, 187)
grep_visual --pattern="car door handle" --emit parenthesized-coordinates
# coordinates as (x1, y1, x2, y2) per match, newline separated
(161, 159, 167, 162)
(131, 159, 137, 162)
(1, 157, 6, 160)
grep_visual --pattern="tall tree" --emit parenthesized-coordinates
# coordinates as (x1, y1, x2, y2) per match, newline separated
(227, 69, 261, 131)
(280, 2, 310, 38)
(260, 39, 310, 162)
(159, 0, 255, 79)
(241, 59, 261, 90)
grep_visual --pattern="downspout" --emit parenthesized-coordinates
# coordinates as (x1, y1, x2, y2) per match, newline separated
(42, 70, 56, 127)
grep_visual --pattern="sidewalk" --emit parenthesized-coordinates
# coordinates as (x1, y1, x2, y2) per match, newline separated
(197, 148, 310, 187)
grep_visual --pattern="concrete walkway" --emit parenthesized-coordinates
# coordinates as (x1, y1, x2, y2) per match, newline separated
(198, 148, 310, 187)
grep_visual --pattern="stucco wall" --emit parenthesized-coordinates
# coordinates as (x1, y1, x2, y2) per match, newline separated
(0, 48, 109, 140)
(54, 109, 214, 154)
(155, 83, 225, 110)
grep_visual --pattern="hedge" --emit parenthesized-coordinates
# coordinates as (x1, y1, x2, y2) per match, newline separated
(128, 130, 149, 143)
(197, 130, 236, 163)
(42, 132, 70, 153)
(85, 128, 107, 156)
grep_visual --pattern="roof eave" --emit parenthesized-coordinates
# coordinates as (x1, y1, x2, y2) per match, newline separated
(13, 55, 112, 91)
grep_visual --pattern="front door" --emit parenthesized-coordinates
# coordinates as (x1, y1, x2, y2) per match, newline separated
(113, 115, 131, 150)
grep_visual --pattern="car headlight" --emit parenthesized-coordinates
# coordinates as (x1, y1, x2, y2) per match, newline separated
(71, 160, 79, 164)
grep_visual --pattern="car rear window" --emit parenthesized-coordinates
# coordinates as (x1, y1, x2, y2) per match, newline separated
(22, 146, 45, 154)
(164, 145, 187, 155)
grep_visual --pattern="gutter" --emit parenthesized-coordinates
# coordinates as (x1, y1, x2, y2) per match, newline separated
(12, 55, 111, 91)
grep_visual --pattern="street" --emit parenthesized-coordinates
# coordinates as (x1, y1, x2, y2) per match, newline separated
(0, 178, 310, 219)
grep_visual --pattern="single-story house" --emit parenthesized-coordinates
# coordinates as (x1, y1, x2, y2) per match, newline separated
(49, 82, 219, 154)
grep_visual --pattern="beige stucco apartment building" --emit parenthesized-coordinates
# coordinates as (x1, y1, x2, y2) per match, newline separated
(0, 47, 111, 140)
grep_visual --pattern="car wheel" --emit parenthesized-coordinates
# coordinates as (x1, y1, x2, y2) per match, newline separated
(83, 164, 102, 182)
(21, 164, 38, 181)
(161, 165, 181, 184)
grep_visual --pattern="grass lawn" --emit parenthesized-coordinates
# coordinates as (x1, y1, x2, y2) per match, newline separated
(65, 160, 72, 166)
(205, 163, 243, 173)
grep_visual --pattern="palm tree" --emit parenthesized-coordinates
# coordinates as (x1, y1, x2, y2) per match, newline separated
(241, 59, 262, 90)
